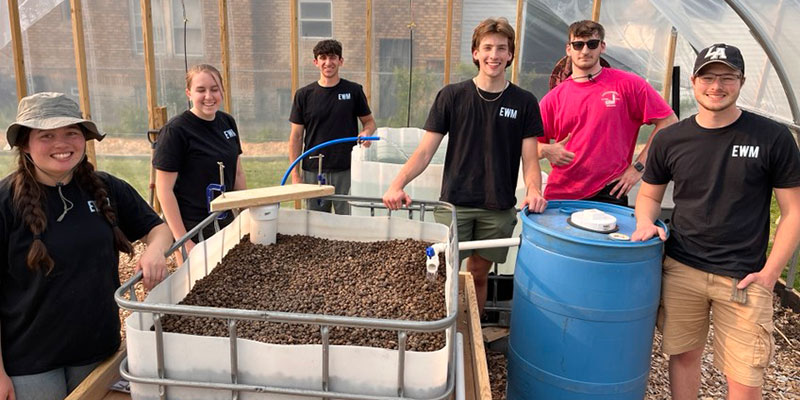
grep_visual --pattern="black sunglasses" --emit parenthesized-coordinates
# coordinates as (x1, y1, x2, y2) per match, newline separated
(570, 39, 602, 51)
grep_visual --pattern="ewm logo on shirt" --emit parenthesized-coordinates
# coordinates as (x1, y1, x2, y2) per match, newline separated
(499, 107, 518, 119)
(223, 129, 237, 139)
(601, 91, 621, 107)
(731, 145, 759, 158)
(338, 93, 351, 100)
(87, 198, 111, 213)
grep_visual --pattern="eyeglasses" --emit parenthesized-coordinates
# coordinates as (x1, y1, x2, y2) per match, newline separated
(696, 73, 742, 85)
(570, 39, 602, 51)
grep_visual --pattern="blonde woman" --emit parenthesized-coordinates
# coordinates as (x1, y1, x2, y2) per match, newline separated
(154, 64, 246, 255)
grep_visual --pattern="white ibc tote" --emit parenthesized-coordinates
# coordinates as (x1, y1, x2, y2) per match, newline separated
(350, 127, 547, 274)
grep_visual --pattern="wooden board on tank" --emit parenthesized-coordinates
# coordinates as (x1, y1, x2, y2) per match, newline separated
(209, 184, 335, 211)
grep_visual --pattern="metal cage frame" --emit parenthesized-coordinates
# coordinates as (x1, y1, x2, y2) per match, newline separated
(115, 195, 461, 400)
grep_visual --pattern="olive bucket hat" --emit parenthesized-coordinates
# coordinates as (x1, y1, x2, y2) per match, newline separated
(5, 92, 105, 147)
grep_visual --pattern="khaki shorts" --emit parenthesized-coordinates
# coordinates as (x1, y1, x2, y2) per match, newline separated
(658, 256, 775, 387)
(434, 206, 517, 264)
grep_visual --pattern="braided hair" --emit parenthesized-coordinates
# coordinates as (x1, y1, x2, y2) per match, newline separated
(11, 128, 133, 273)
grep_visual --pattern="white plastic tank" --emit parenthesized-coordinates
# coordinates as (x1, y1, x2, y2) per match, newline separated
(125, 209, 454, 399)
(350, 127, 547, 274)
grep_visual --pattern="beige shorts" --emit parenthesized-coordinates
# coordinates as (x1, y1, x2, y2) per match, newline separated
(658, 256, 775, 387)
(434, 206, 517, 264)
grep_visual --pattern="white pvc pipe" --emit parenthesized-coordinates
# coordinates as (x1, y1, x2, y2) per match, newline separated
(459, 237, 521, 251)
(455, 332, 466, 400)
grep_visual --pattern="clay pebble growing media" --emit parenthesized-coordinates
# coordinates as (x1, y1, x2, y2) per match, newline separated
(159, 234, 448, 351)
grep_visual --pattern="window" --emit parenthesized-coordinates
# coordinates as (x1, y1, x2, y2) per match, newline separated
(299, 1, 332, 38)
(130, 0, 203, 56)
(172, 0, 203, 56)
(278, 89, 292, 117)
(378, 38, 411, 119)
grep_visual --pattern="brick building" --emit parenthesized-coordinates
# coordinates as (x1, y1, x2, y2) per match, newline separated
(0, 0, 467, 140)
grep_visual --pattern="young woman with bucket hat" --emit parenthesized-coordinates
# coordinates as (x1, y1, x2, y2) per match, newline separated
(0, 92, 173, 399)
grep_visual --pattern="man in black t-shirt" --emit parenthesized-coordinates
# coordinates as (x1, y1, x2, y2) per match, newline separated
(383, 18, 547, 314)
(289, 39, 376, 214)
(632, 44, 800, 399)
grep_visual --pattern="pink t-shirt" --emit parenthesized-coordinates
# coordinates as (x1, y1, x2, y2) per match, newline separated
(538, 68, 673, 200)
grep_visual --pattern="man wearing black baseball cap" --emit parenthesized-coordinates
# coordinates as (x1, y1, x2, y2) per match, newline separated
(632, 43, 800, 399)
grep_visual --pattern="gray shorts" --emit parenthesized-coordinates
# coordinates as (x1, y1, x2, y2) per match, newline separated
(10, 362, 100, 400)
(434, 206, 517, 263)
(302, 169, 351, 215)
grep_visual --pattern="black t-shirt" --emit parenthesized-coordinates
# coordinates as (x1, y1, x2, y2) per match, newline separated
(424, 79, 543, 210)
(0, 172, 162, 376)
(289, 79, 371, 172)
(644, 111, 800, 278)
(153, 110, 242, 227)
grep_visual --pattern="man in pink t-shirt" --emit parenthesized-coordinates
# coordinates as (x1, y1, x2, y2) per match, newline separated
(538, 20, 677, 206)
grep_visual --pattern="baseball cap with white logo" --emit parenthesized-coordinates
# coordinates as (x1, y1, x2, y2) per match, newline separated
(693, 43, 745, 76)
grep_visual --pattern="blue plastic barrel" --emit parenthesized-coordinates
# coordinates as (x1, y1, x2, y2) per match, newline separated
(507, 200, 667, 400)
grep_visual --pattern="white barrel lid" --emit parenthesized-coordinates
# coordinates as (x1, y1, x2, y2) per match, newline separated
(570, 208, 617, 233)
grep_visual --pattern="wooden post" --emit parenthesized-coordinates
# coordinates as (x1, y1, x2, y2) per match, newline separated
(218, 0, 233, 113)
(591, 0, 602, 21)
(70, 0, 96, 166)
(290, 0, 301, 208)
(140, 0, 160, 131)
(511, 0, 523, 84)
(661, 27, 678, 103)
(140, 0, 167, 212)
(443, 0, 453, 85)
(365, 0, 373, 103)
(8, 0, 27, 101)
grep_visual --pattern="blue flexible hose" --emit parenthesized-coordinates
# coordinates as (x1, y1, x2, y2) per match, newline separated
(280, 136, 380, 185)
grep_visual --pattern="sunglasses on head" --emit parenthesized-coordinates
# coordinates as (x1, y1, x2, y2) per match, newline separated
(570, 39, 602, 51)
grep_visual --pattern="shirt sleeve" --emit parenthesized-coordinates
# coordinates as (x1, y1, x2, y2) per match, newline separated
(152, 121, 185, 172)
(355, 85, 371, 117)
(769, 126, 800, 188)
(423, 87, 451, 135)
(642, 133, 671, 185)
(228, 114, 243, 156)
(524, 94, 544, 139)
(537, 93, 555, 144)
(636, 77, 674, 124)
(106, 174, 163, 242)
(289, 88, 305, 125)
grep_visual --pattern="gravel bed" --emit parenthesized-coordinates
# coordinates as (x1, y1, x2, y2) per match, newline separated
(159, 234, 447, 351)
(486, 296, 800, 399)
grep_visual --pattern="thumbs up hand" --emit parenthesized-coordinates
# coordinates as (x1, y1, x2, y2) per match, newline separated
(542, 132, 575, 166)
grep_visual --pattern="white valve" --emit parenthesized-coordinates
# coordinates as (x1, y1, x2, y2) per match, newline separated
(425, 242, 448, 281)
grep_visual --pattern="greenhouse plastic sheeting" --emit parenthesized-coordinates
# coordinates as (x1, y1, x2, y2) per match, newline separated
(537, 0, 798, 127)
